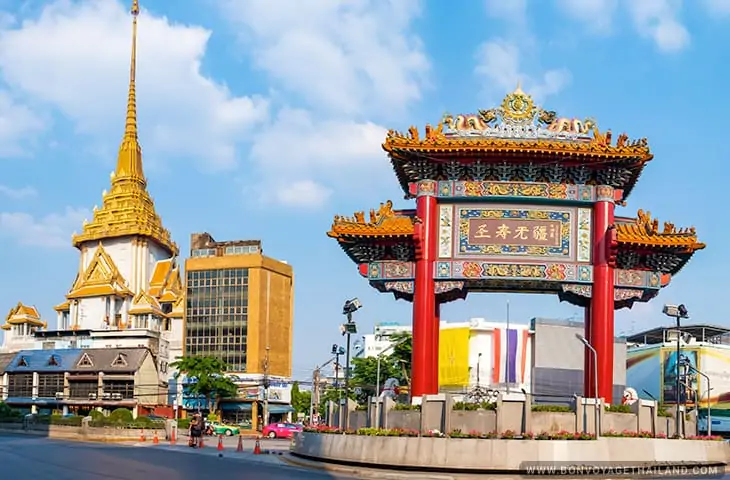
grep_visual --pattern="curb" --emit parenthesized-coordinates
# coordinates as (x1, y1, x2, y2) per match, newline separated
(280, 455, 458, 479)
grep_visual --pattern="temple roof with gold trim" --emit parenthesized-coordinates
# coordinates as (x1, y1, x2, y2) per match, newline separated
(1, 302, 46, 331)
(616, 210, 705, 252)
(71, 0, 177, 256)
(66, 244, 132, 300)
(327, 200, 415, 239)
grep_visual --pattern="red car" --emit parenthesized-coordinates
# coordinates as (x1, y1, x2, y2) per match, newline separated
(262, 422, 302, 439)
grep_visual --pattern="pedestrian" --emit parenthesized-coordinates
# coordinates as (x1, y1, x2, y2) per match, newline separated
(189, 413, 202, 447)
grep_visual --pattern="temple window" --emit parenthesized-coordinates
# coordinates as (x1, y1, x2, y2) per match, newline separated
(61, 312, 69, 330)
(105, 297, 111, 318)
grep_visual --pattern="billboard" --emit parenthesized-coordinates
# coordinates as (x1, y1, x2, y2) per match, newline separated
(626, 347, 661, 401)
(661, 349, 698, 405)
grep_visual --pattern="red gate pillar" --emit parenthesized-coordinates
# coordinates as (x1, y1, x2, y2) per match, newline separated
(591, 187, 616, 404)
(412, 181, 438, 399)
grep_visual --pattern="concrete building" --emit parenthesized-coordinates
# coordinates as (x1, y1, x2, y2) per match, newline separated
(183, 233, 295, 427)
(625, 324, 730, 434)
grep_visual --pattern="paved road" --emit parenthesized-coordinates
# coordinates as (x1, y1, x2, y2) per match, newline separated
(174, 433, 292, 452)
(0, 434, 351, 479)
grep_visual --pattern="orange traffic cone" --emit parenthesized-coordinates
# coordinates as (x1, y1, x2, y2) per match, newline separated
(217, 435, 224, 451)
(199, 436, 205, 448)
(236, 435, 243, 452)
(170, 430, 176, 445)
(139, 430, 146, 442)
(253, 436, 261, 455)
(153, 431, 159, 445)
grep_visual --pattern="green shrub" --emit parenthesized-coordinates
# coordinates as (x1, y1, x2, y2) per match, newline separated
(108, 408, 133, 423)
(393, 403, 420, 411)
(177, 418, 191, 429)
(453, 401, 496, 411)
(605, 404, 632, 414)
(657, 407, 672, 417)
(532, 404, 572, 413)
(0, 402, 22, 422)
(89, 410, 104, 421)
(49, 414, 83, 426)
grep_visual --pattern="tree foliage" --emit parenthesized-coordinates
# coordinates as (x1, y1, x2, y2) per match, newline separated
(291, 381, 312, 415)
(351, 332, 412, 400)
(170, 356, 238, 412)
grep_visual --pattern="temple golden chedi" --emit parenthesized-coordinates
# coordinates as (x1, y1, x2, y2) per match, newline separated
(1, 0, 184, 375)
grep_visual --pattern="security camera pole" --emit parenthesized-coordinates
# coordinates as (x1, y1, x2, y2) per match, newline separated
(341, 298, 362, 429)
(663, 304, 689, 437)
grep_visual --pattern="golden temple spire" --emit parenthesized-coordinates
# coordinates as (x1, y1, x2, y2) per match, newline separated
(71, 0, 178, 256)
(115, 0, 144, 184)
(514, 81, 524, 95)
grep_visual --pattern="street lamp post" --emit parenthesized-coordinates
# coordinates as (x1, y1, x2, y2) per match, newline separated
(682, 359, 712, 436)
(341, 298, 362, 430)
(576, 333, 600, 438)
(476, 352, 483, 387)
(663, 304, 689, 437)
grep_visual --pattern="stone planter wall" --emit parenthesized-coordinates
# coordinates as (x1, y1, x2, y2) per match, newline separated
(292, 432, 729, 473)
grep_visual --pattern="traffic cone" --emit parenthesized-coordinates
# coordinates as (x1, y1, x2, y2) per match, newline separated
(253, 436, 261, 455)
(217, 435, 224, 451)
(199, 436, 205, 448)
(170, 429, 176, 445)
(236, 435, 243, 452)
(153, 431, 159, 445)
(139, 430, 146, 442)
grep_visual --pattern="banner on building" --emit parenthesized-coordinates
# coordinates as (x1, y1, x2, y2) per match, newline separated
(438, 327, 471, 388)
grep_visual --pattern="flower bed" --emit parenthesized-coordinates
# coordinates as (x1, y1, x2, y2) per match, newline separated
(303, 425, 723, 441)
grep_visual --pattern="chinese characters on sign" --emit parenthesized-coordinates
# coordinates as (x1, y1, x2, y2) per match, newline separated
(468, 219, 561, 247)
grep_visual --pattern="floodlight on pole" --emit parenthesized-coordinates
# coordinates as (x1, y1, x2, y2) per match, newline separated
(663, 303, 689, 438)
(576, 333, 600, 438)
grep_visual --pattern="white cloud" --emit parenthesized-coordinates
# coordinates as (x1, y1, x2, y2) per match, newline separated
(556, 0, 618, 33)
(484, 0, 528, 23)
(219, 0, 429, 119)
(704, 0, 730, 15)
(475, 39, 572, 102)
(625, 0, 690, 52)
(0, 0, 268, 170)
(248, 108, 389, 206)
(0, 207, 90, 248)
(269, 180, 333, 209)
(0, 185, 37, 199)
(0, 91, 45, 158)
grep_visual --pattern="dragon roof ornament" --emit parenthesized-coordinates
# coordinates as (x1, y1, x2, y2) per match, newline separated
(440, 84, 597, 142)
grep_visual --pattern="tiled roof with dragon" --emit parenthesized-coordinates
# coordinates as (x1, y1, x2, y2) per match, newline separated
(383, 86, 653, 201)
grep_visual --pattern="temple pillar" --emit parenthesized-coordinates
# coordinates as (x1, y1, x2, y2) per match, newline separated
(590, 188, 615, 404)
(412, 181, 438, 399)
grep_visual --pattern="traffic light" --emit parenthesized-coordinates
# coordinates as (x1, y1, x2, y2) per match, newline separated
(331, 344, 338, 355)
(605, 225, 618, 267)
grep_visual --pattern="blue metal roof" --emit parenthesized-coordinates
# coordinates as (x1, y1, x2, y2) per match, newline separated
(4, 349, 84, 373)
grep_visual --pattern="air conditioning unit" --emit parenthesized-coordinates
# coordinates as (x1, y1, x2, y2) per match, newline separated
(55, 392, 64, 399)
(102, 393, 112, 399)
(111, 393, 123, 400)
(88, 393, 97, 400)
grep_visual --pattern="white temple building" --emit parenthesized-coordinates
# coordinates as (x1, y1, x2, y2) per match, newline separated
(0, 0, 183, 386)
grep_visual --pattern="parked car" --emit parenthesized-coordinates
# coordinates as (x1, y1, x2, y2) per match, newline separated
(210, 422, 240, 436)
(262, 422, 303, 439)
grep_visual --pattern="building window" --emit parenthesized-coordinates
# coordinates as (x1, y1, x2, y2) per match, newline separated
(7, 373, 33, 398)
(224, 245, 259, 256)
(37, 373, 64, 398)
(185, 268, 249, 371)
(103, 381, 134, 400)
(69, 381, 98, 399)
(191, 248, 217, 257)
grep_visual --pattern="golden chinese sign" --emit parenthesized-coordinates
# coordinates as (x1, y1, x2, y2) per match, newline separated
(456, 207, 573, 258)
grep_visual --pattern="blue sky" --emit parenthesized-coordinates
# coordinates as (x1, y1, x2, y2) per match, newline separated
(0, 0, 728, 381)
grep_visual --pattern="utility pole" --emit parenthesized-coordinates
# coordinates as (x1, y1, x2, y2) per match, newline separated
(311, 366, 321, 423)
(263, 346, 270, 427)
